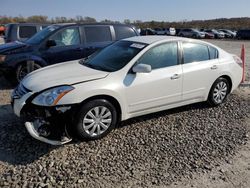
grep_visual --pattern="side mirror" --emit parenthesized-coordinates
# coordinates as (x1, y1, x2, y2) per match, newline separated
(132, 64, 152, 73)
(46, 40, 56, 48)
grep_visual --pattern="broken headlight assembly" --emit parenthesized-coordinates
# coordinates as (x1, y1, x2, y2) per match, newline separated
(32, 85, 74, 106)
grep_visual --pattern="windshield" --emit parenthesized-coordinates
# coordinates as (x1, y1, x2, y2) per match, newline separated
(80, 41, 147, 72)
(26, 25, 60, 45)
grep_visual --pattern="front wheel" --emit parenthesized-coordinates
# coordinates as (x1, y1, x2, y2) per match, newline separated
(208, 77, 230, 106)
(74, 99, 118, 140)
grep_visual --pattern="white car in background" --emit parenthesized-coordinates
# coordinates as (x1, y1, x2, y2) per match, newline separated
(11, 36, 243, 145)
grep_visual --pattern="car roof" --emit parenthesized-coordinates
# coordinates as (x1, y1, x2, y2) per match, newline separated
(52, 22, 135, 28)
(123, 36, 185, 44)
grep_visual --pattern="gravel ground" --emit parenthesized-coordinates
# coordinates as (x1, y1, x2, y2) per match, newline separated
(0, 76, 249, 187)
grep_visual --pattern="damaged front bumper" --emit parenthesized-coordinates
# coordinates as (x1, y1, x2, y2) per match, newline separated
(25, 121, 72, 145)
(12, 89, 75, 145)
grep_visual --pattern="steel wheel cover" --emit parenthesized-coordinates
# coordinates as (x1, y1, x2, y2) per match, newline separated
(82, 106, 112, 137)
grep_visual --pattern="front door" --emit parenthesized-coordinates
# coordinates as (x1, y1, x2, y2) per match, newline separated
(124, 42, 182, 115)
(42, 26, 84, 65)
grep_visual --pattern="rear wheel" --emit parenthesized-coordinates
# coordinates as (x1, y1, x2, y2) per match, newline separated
(16, 62, 41, 83)
(74, 99, 118, 140)
(208, 77, 230, 106)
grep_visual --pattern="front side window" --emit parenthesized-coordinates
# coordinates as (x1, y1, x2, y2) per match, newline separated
(183, 42, 209, 64)
(85, 26, 112, 43)
(19, 26, 37, 38)
(50, 27, 80, 46)
(138, 42, 178, 70)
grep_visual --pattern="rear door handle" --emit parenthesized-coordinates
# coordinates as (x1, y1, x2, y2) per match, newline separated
(211, 65, 218, 70)
(171, 74, 180, 80)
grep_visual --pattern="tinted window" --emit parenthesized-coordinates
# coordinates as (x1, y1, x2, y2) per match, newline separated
(114, 26, 136, 40)
(19, 26, 37, 38)
(208, 46, 218, 59)
(85, 26, 112, 43)
(50, 27, 80, 46)
(183, 43, 209, 64)
(138, 42, 178, 70)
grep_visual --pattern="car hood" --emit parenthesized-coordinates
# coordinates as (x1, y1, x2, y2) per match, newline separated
(22, 60, 109, 92)
(0, 41, 28, 54)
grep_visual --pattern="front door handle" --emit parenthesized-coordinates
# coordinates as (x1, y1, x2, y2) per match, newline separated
(211, 65, 218, 70)
(171, 74, 180, 80)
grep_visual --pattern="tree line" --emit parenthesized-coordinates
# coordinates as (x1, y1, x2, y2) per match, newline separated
(0, 15, 250, 30)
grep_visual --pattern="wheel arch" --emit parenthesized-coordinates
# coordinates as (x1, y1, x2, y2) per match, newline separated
(79, 95, 122, 122)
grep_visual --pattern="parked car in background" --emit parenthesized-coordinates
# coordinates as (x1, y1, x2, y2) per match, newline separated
(178, 28, 205, 38)
(204, 31, 215, 39)
(219, 29, 236, 38)
(0, 23, 139, 83)
(236, 29, 250, 39)
(140, 28, 156, 35)
(154, 28, 166, 35)
(4, 23, 48, 43)
(204, 29, 225, 39)
(166, 27, 176, 36)
(154, 28, 176, 36)
(11, 36, 243, 145)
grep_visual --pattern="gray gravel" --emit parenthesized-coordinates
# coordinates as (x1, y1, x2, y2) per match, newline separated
(0, 90, 249, 187)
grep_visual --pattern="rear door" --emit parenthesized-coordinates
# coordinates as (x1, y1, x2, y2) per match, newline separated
(42, 26, 84, 65)
(83, 25, 114, 57)
(181, 42, 220, 101)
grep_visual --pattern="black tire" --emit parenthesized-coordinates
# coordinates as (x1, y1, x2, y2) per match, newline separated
(16, 62, 41, 83)
(74, 99, 118, 141)
(207, 77, 230, 106)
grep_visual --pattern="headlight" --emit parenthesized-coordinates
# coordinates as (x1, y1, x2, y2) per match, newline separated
(32, 85, 74, 106)
(0, 55, 6, 63)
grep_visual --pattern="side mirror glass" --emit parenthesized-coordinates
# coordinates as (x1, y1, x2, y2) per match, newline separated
(132, 64, 152, 73)
(46, 40, 56, 48)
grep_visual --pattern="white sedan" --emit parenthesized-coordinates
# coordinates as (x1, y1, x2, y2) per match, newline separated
(11, 36, 243, 145)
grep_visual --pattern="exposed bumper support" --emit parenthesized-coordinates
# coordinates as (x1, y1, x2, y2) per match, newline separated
(25, 122, 72, 145)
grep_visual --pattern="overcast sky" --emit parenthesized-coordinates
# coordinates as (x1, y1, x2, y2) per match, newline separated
(1, 0, 250, 22)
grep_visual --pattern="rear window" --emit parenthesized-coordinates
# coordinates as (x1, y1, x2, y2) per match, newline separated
(114, 26, 137, 40)
(84, 26, 112, 43)
(183, 42, 209, 64)
(19, 26, 37, 38)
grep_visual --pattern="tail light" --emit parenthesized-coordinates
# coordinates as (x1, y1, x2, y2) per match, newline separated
(232, 55, 243, 68)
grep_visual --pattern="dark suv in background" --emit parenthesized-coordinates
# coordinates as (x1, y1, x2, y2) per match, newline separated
(0, 23, 139, 83)
(236, 29, 250, 39)
(4, 23, 48, 43)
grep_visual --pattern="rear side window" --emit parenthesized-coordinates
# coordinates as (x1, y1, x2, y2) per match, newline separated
(208, 46, 218, 59)
(19, 26, 37, 38)
(114, 26, 137, 40)
(183, 42, 209, 64)
(85, 26, 112, 43)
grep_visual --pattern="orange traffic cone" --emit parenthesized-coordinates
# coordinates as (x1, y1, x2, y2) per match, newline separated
(241, 44, 245, 83)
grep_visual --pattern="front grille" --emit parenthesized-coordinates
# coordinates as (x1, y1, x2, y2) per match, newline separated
(13, 83, 31, 98)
